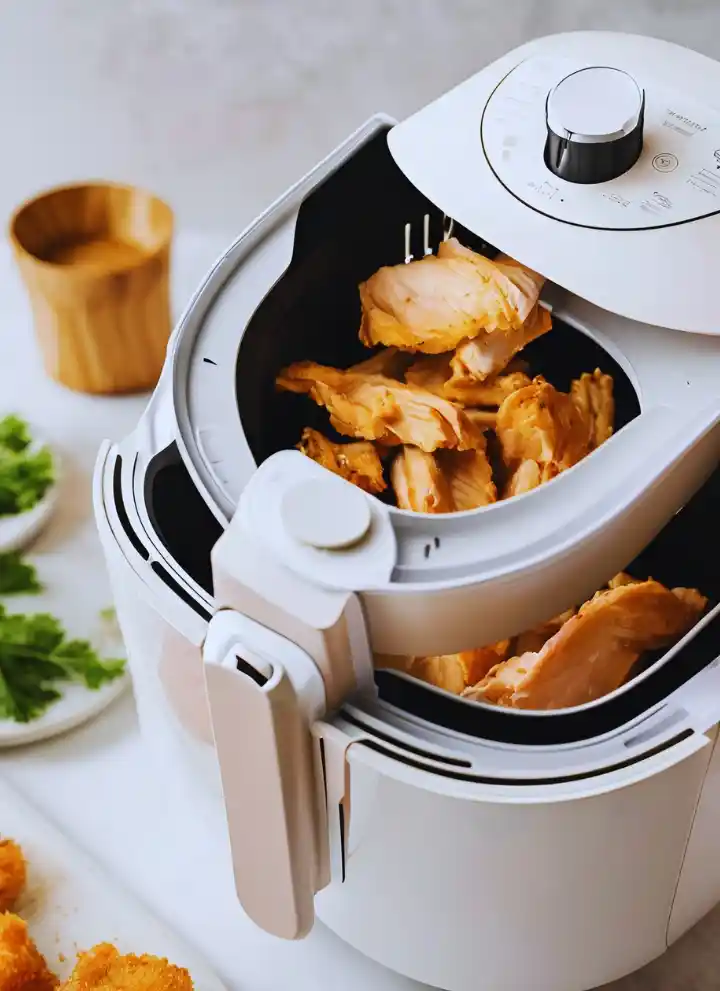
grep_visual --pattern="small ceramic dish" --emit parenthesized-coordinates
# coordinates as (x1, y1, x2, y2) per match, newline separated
(0, 438, 60, 554)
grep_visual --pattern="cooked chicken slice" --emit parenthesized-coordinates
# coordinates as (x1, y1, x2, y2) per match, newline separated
(348, 347, 409, 379)
(496, 376, 592, 474)
(358, 239, 545, 353)
(513, 609, 576, 655)
(503, 459, 558, 498)
(391, 447, 453, 513)
(375, 641, 511, 694)
(465, 408, 498, 431)
(298, 427, 386, 494)
(449, 303, 552, 384)
(570, 369, 615, 450)
(437, 445, 497, 511)
(405, 354, 531, 406)
(277, 362, 480, 452)
(464, 580, 707, 710)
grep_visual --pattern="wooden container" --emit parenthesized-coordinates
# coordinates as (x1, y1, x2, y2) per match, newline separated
(9, 182, 174, 394)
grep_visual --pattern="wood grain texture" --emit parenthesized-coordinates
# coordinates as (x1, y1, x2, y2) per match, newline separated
(9, 182, 173, 395)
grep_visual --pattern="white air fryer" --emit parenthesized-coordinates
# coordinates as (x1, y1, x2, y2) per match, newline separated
(95, 31, 720, 991)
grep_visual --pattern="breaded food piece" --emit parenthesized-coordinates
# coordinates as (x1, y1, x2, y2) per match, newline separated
(0, 912, 56, 991)
(0, 842, 26, 913)
(59, 943, 192, 991)
(375, 642, 511, 694)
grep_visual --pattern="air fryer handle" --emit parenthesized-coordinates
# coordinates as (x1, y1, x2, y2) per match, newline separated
(203, 612, 327, 940)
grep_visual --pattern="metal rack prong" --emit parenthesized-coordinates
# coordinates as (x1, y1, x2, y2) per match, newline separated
(404, 223, 414, 264)
(442, 214, 455, 241)
(423, 214, 432, 256)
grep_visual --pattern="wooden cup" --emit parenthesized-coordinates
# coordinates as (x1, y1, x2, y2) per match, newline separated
(9, 182, 174, 394)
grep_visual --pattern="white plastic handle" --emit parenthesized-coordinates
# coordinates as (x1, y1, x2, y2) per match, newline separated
(203, 612, 327, 940)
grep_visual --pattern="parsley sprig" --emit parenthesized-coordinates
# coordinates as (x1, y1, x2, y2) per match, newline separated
(0, 414, 54, 517)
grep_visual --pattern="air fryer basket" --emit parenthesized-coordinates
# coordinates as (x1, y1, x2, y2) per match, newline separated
(235, 129, 640, 470)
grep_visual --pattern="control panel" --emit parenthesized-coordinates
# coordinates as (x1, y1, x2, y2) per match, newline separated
(481, 55, 720, 229)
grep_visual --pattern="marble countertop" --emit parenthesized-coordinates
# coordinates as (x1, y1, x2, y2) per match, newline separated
(0, 232, 719, 991)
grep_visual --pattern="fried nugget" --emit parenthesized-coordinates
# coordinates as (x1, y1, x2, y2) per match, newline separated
(0, 842, 26, 914)
(59, 943, 192, 991)
(0, 913, 56, 991)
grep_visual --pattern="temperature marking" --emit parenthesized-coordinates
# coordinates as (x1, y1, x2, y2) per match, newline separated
(203, 357, 217, 366)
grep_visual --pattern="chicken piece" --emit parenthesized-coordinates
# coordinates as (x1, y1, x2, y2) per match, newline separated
(405, 355, 531, 407)
(59, 944, 192, 991)
(503, 459, 558, 498)
(464, 580, 707, 710)
(437, 446, 497, 511)
(449, 302, 552, 384)
(570, 369, 615, 450)
(375, 642, 511, 695)
(496, 376, 592, 475)
(298, 428, 386, 494)
(513, 609, 576, 656)
(277, 362, 480, 453)
(391, 447, 453, 513)
(358, 239, 545, 354)
(464, 409, 498, 431)
(0, 913, 56, 991)
(0, 842, 25, 914)
(347, 347, 409, 379)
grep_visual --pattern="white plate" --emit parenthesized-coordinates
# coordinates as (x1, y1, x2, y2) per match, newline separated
(0, 673, 130, 748)
(0, 439, 60, 554)
(0, 566, 130, 748)
(0, 775, 227, 989)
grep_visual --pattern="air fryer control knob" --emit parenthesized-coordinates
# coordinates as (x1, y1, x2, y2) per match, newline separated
(544, 67, 644, 184)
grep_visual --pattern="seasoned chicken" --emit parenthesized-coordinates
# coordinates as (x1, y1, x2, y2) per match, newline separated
(277, 362, 480, 452)
(358, 239, 545, 353)
(570, 369, 615, 450)
(405, 354, 531, 407)
(437, 447, 497, 511)
(59, 944, 192, 991)
(449, 302, 552, 384)
(496, 376, 592, 475)
(298, 428, 386, 494)
(513, 609, 576, 656)
(347, 347, 409, 379)
(0, 913, 56, 991)
(464, 408, 498, 431)
(504, 459, 558, 498)
(375, 642, 511, 694)
(392, 440, 496, 514)
(391, 447, 453, 513)
(464, 579, 707, 710)
(0, 841, 25, 914)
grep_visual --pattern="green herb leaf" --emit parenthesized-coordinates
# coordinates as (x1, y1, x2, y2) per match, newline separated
(0, 415, 32, 454)
(0, 604, 126, 723)
(0, 552, 42, 595)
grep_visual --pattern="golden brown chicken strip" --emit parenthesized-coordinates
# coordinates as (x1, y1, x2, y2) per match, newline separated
(347, 347, 409, 379)
(496, 376, 592, 475)
(391, 447, 453, 513)
(0, 842, 26, 914)
(513, 609, 576, 656)
(0, 912, 57, 991)
(59, 943, 192, 991)
(375, 642, 511, 695)
(405, 354, 531, 407)
(449, 303, 552, 384)
(392, 440, 496, 514)
(277, 362, 480, 453)
(298, 428, 386, 494)
(464, 580, 707, 710)
(437, 448, 497, 511)
(358, 239, 544, 353)
(570, 369, 615, 450)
